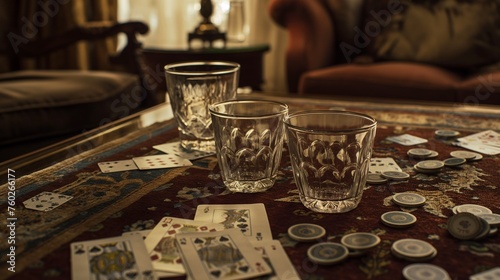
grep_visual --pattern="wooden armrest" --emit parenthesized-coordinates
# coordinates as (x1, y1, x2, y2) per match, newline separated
(17, 21, 148, 57)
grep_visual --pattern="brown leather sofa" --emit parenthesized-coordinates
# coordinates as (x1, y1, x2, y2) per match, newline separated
(269, 0, 500, 105)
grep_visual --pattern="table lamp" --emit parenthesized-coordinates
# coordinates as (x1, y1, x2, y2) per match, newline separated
(188, 0, 226, 48)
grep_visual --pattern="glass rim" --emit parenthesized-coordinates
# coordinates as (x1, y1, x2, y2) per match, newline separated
(284, 110, 377, 133)
(164, 61, 240, 75)
(209, 99, 289, 119)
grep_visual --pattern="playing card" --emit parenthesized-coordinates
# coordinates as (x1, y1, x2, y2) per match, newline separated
(98, 159, 138, 173)
(251, 240, 300, 280)
(386, 134, 428, 146)
(470, 267, 500, 280)
(132, 154, 192, 170)
(454, 141, 500, 155)
(175, 228, 272, 280)
(194, 203, 273, 242)
(153, 141, 215, 160)
(122, 230, 152, 240)
(369, 158, 403, 174)
(71, 234, 157, 280)
(458, 130, 500, 147)
(144, 217, 224, 274)
(23, 191, 73, 212)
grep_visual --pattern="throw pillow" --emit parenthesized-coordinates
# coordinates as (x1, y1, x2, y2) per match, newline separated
(364, 0, 500, 70)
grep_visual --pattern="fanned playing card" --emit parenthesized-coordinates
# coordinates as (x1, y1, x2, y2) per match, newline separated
(70, 234, 157, 280)
(386, 134, 428, 146)
(251, 240, 301, 280)
(98, 159, 138, 173)
(194, 203, 273, 242)
(369, 158, 403, 174)
(175, 228, 272, 280)
(144, 217, 224, 274)
(153, 141, 215, 160)
(23, 191, 73, 212)
(132, 154, 192, 170)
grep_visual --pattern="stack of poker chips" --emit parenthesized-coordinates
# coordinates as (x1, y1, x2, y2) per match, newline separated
(448, 204, 500, 240)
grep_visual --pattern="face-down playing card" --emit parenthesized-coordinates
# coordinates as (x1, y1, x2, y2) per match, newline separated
(144, 217, 225, 274)
(194, 203, 272, 242)
(70, 234, 156, 280)
(175, 228, 273, 280)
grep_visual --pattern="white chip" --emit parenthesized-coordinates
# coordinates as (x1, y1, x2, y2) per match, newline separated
(381, 171, 410, 180)
(448, 212, 483, 240)
(450, 150, 479, 160)
(476, 213, 500, 226)
(392, 193, 426, 207)
(288, 223, 326, 242)
(408, 148, 432, 157)
(455, 204, 493, 215)
(415, 160, 444, 170)
(381, 211, 417, 228)
(413, 165, 441, 174)
(403, 263, 451, 280)
(366, 173, 388, 185)
(307, 242, 349, 265)
(392, 238, 436, 259)
(340, 232, 381, 250)
(435, 130, 460, 138)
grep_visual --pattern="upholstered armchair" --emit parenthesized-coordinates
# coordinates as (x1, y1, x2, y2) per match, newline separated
(0, 21, 158, 161)
(268, 0, 500, 105)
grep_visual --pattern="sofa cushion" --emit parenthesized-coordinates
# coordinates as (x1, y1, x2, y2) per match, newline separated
(299, 62, 462, 102)
(365, 0, 500, 70)
(0, 70, 142, 145)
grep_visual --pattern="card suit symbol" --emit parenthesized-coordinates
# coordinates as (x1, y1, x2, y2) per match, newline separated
(75, 247, 85, 254)
(90, 246, 101, 253)
(237, 218, 247, 222)
(211, 270, 222, 277)
(36, 204, 44, 208)
(237, 224, 248, 229)
(239, 266, 249, 273)
(150, 254, 159, 261)
(125, 271, 138, 279)
(142, 270, 153, 277)
(219, 236, 229, 242)
(194, 238, 204, 244)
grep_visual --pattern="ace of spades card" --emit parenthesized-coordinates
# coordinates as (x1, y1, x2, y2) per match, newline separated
(143, 217, 225, 274)
(194, 203, 272, 242)
(71, 234, 156, 280)
(175, 228, 272, 280)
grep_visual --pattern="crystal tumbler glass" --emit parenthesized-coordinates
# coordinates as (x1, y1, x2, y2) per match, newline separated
(284, 110, 377, 213)
(164, 61, 240, 152)
(209, 99, 289, 193)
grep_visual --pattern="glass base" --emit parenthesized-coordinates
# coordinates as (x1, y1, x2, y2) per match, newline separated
(300, 194, 362, 213)
(224, 178, 275, 193)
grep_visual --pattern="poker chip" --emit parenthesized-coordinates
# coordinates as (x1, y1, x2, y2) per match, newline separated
(455, 204, 493, 215)
(443, 157, 466, 167)
(413, 165, 440, 174)
(435, 130, 460, 139)
(474, 217, 491, 240)
(288, 223, 326, 242)
(381, 171, 410, 181)
(415, 160, 444, 170)
(307, 242, 349, 265)
(450, 150, 480, 161)
(381, 211, 417, 228)
(407, 148, 432, 157)
(447, 212, 483, 240)
(391, 238, 437, 261)
(403, 263, 451, 280)
(392, 193, 426, 207)
(340, 232, 381, 250)
(366, 173, 388, 185)
(476, 213, 500, 226)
